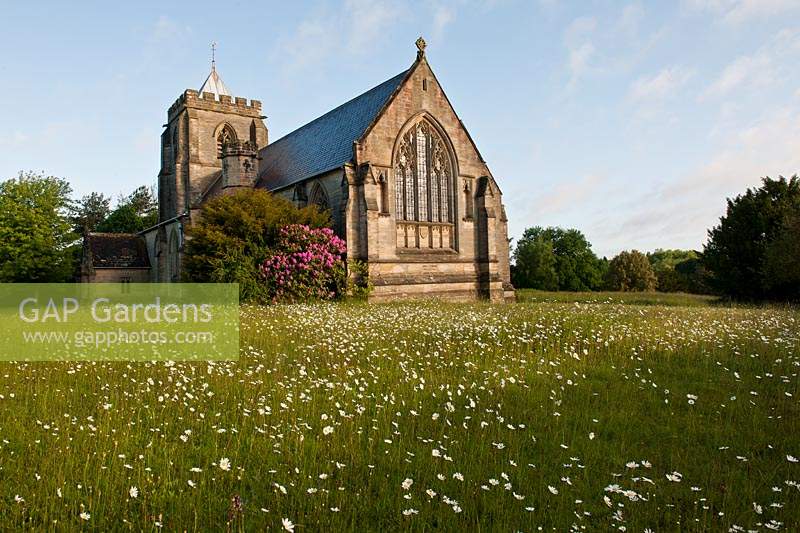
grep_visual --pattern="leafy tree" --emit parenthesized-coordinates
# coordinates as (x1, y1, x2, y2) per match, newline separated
(96, 185, 158, 233)
(512, 235, 557, 290)
(0, 171, 76, 282)
(703, 176, 800, 300)
(606, 250, 657, 292)
(71, 192, 111, 235)
(647, 249, 701, 293)
(182, 189, 331, 302)
(513, 226, 604, 290)
(763, 212, 800, 300)
(648, 249, 697, 271)
(125, 185, 158, 216)
(674, 256, 711, 295)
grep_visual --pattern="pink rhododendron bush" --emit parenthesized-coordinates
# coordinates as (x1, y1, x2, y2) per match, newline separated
(260, 224, 347, 302)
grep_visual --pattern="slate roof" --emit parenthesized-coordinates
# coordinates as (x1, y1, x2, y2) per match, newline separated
(257, 69, 409, 191)
(85, 233, 151, 269)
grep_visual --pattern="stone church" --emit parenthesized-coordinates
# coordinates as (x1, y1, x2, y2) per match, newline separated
(84, 39, 513, 302)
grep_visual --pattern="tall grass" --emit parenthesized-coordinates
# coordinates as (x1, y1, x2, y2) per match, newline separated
(0, 300, 797, 531)
(516, 289, 719, 307)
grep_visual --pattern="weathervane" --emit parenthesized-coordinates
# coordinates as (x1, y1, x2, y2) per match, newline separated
(416, 36, 426, 59)
(211, 41, 217, 71)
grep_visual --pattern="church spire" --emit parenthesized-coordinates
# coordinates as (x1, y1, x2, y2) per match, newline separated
(199, 41, 231, 97)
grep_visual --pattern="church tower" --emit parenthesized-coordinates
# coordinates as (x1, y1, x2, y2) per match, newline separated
(153, 45, 268, 281)
(158, 48, 268, 223)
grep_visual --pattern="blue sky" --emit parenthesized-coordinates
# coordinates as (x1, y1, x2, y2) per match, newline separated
(1, 0, 799, 257)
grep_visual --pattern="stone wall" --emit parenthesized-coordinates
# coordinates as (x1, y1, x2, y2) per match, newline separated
(82, 268, 151, 283)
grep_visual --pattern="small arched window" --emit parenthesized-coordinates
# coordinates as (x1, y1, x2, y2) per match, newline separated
(394, 119, 452, 224)
(309, 183, 330, 211)
(216, 124, 237, 158)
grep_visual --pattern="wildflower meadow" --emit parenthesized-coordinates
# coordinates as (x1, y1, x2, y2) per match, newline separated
(0, 294, 798, 531)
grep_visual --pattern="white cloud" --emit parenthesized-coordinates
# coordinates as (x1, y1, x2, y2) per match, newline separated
(618, 2, 645, 34)
(123, 15, 193, 81)
(273, 0, 402, 74)
(345, 0, 402, 53)
(603, 104, 800, 254)
(567, 43, 595, 90)
(0, 131, 30, 147)
(277, 18, 329, 73)
(684, 0, 800, 24)
(150, 15, 190, 44)
(702, 29, 800, 98)
(432, 4, 456, 42)
(533, 174, 606, 215)
(564, 16, 597, 47)
(705, 54, 772, 96)
(629, 66, 693, 102)
(669, 105, 800, 197)
(563, 17, 597, 91)
(627, 66, 693, 122)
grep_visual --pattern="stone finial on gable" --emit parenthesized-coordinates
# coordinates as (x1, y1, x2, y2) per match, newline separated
(416, 36, 427, 59)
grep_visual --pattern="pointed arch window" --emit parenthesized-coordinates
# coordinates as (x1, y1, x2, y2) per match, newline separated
(309, 183, 330, 212)
(394, 119, 453, 224)
(216, 124, 237, 158)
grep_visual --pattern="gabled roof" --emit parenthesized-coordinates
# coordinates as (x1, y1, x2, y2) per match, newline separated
(257, 69, 409, 191)
(85, 233, 151, 269)
(199, 67, 231, 97)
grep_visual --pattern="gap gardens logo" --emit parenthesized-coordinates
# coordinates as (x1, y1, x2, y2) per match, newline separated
(0, 284, 239, 361)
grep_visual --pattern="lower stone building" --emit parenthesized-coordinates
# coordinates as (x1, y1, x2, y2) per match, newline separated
(132, 38, 513, 301)
(80, 233, 151, 283)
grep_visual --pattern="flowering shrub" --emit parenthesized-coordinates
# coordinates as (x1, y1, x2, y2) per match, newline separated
(260, 225, 347, 302)
(183, 189, 330, 302)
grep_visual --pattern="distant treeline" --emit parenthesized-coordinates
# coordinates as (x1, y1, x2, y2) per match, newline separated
(512, 175, 800, 302)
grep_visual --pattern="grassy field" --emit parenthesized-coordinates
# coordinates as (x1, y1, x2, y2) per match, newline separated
(516, 289, 720, 307)
(0, 297, 798, 531)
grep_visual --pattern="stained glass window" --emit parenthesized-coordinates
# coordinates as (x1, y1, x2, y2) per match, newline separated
(394, 119, 453, 224)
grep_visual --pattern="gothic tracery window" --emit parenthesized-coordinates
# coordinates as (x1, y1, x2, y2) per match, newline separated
(216, 124, 237, 158)
(309, 183, 330, 212)
(394, 119, 453, 224)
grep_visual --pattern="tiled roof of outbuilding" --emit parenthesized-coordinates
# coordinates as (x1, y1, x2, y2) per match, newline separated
(257, 69, 409, 191)
(85, 233, 151, 269)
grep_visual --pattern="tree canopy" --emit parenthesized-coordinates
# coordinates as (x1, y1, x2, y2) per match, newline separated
(703, 175, 800, 300)
(763, 212, 800, 301)
(95, 186, 158, 233)
(0, 171, 76, 282)
(606, 250, 657, 292)
(647, 249, 709, 293)
(71, 192, 111, 235)
(512, 226, 605, 291)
